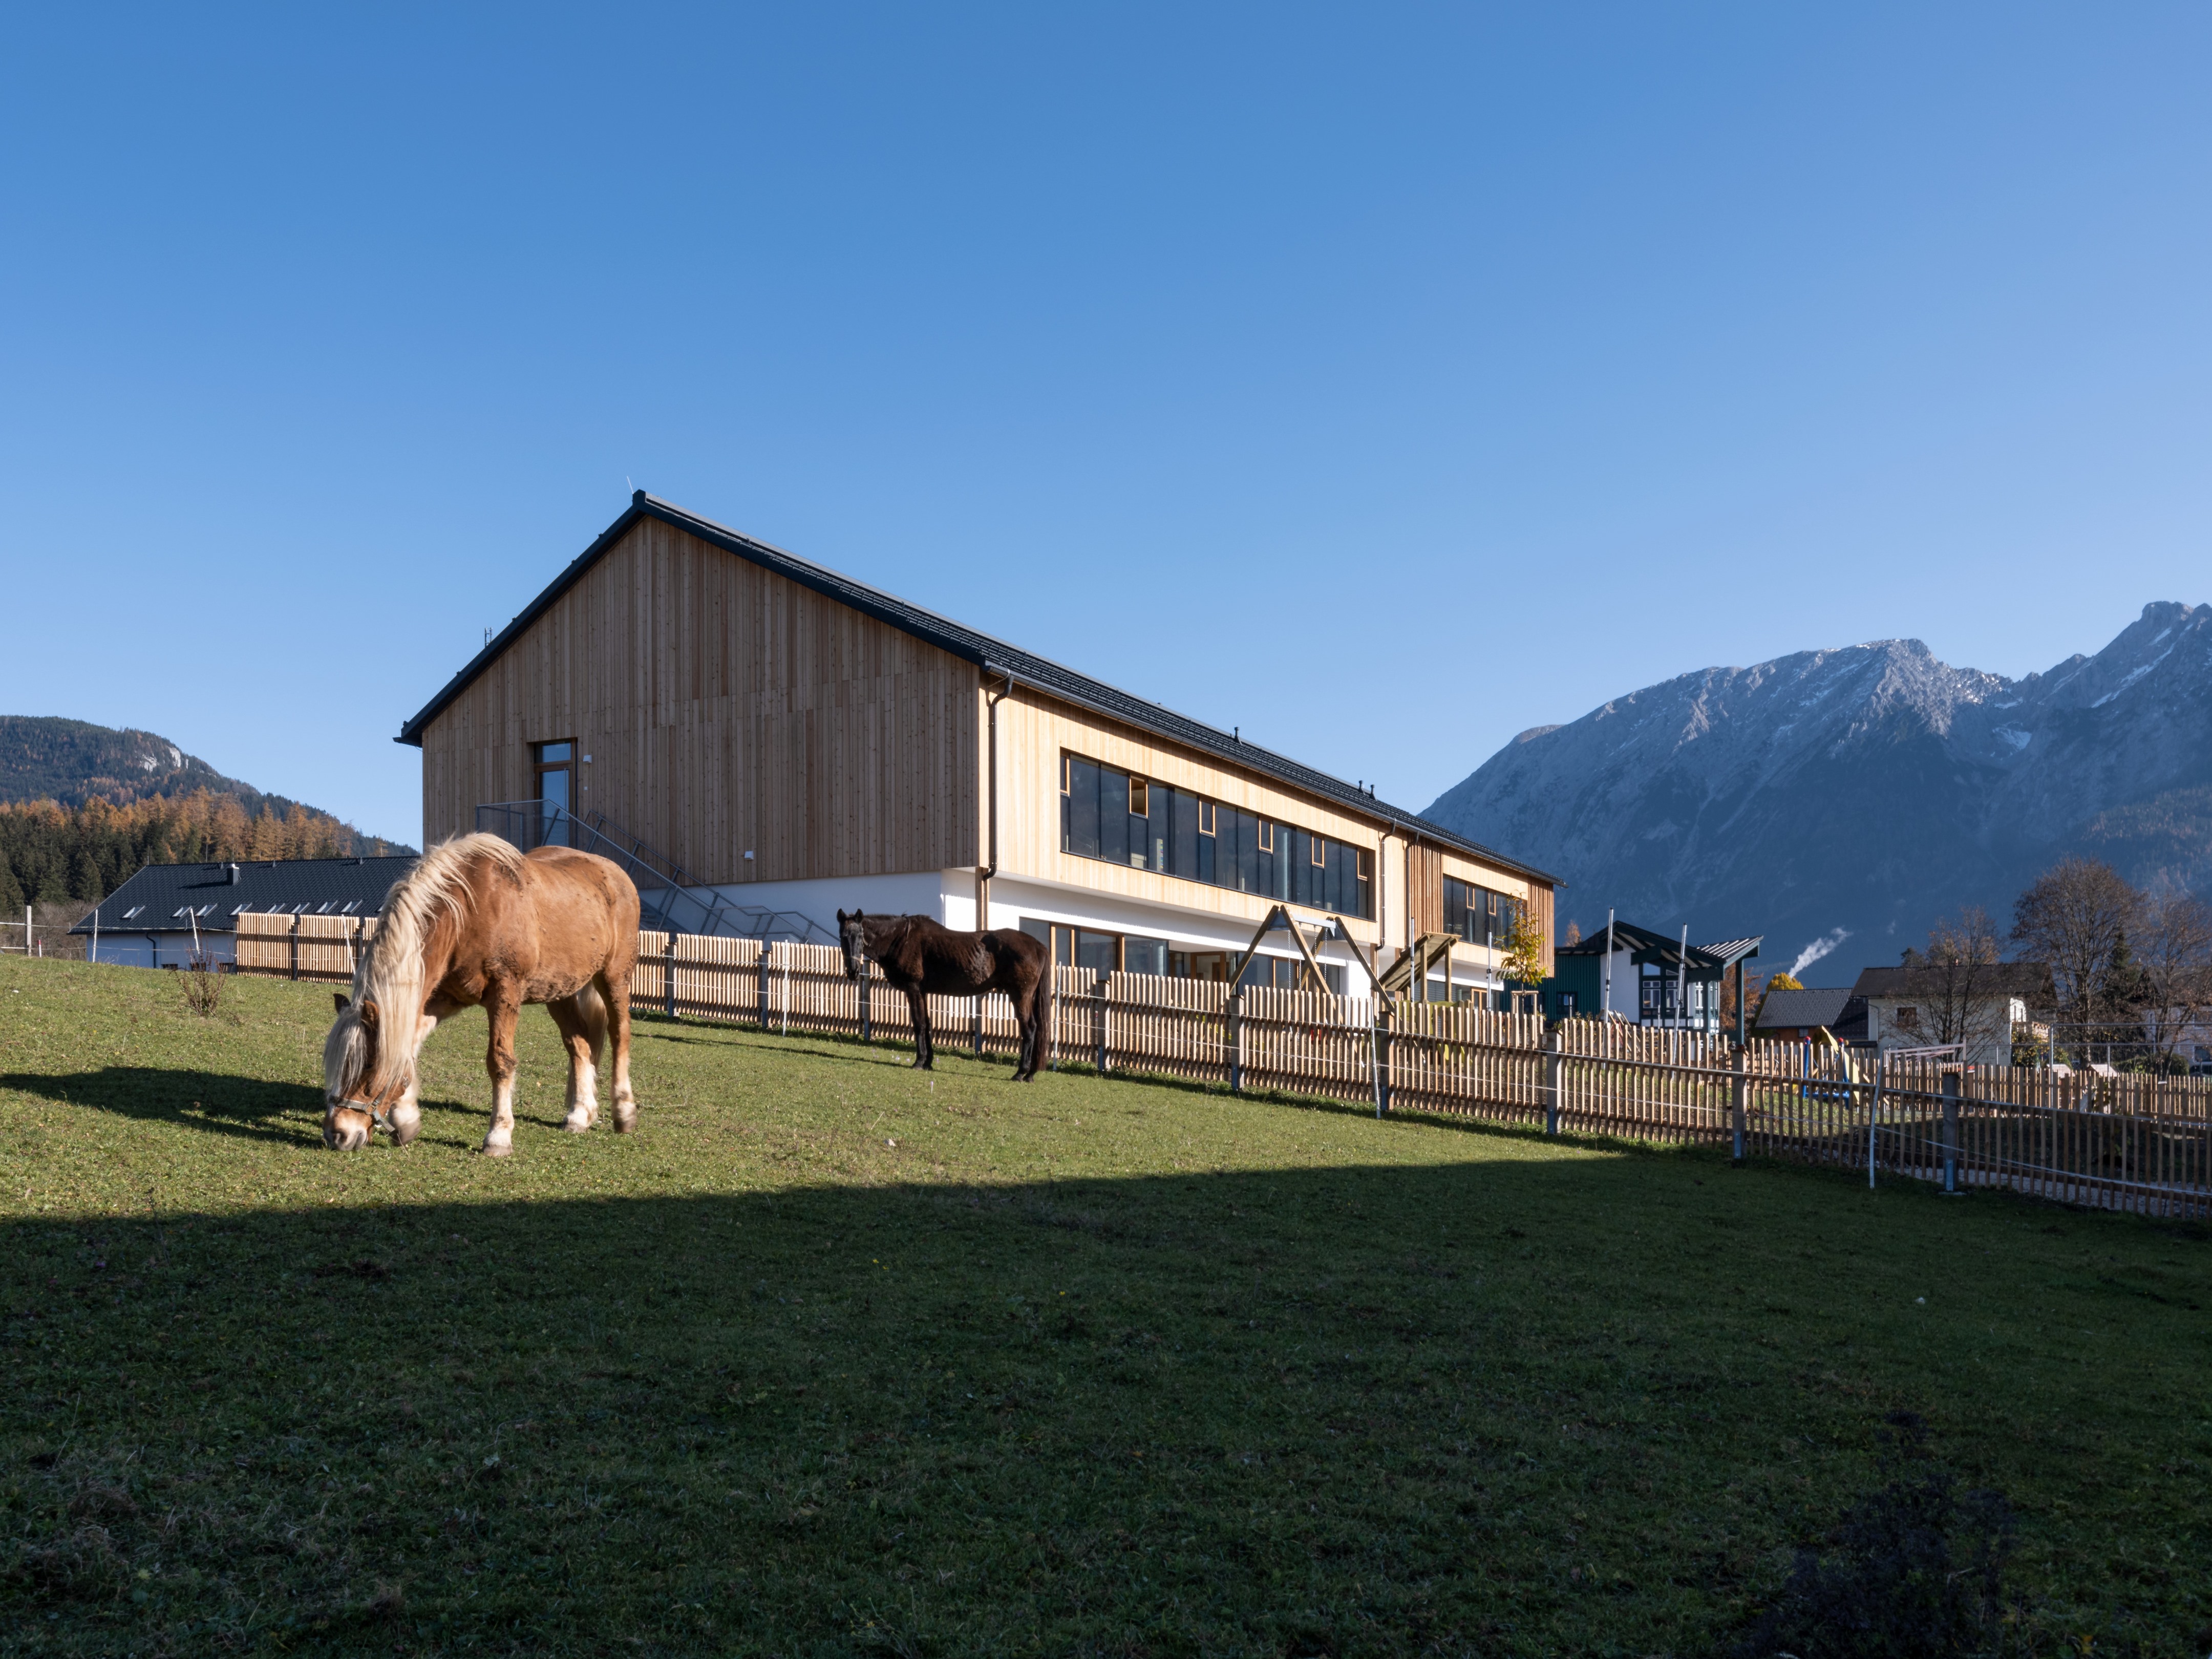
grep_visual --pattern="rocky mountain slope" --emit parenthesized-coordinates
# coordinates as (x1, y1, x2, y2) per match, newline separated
(1422, 603, 2212, 981)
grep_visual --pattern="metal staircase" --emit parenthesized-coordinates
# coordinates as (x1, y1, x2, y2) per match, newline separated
(474, 801, 835, 945)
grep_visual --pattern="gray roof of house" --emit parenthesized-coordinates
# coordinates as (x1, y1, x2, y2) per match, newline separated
(69, 857, 418, 935)
(395, 493, 1559, 885)
(1755, 987, 1857, 1031)
(1851, 963, 2053, 1001)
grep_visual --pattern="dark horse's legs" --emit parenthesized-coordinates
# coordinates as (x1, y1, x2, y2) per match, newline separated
(907, 987, 933, 1069)
(1012, 965, 1048, 1081)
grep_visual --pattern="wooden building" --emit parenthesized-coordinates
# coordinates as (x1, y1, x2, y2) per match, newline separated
(398, 494, 1558, 996)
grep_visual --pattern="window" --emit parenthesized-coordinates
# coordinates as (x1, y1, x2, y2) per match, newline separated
(1896, 1006, 1920, 1032)
(341, 900, 361, 914)
(1444, 877, 1522, 946)
(1056, 751, 1375, 919)
(533, 738, 576, 846)
(122, 905, 143, 920)
(199, 905, 216, 917)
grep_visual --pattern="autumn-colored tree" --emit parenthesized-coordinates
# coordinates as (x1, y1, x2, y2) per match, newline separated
(1501, 904, 1548, 988)
(0, 790, 405, 909)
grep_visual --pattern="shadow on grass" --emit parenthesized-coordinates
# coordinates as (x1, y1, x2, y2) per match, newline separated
(1, 1067, 324, 1146)
(6, 1156, 2192, 1655)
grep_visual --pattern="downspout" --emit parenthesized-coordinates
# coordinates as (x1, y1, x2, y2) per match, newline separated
(977, 669, 1013, 927)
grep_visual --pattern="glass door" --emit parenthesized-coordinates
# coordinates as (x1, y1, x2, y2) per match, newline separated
(533, 740, 573, 847)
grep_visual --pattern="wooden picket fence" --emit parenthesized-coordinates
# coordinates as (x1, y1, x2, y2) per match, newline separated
(234, 911, 380, 983)
(227, 918, 2211, 1218)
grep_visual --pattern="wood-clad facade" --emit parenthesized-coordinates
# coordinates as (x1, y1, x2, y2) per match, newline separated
(417, 516, 978, 886)
(403, 495, 1558, 992)
(992, 684, 1400, 940)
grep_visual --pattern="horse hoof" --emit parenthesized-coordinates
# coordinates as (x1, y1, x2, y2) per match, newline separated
(565, 1117, 593, 1134)
(481, 1139, 513, 1159)
(613, 1114, 639, 1135)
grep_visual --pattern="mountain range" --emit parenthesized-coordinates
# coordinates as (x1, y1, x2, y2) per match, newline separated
(1420, 602, 2212, 983)
(0, 715, 406, 853)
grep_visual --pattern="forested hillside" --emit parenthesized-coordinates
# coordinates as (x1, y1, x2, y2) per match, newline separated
(0, 792, 409, 910)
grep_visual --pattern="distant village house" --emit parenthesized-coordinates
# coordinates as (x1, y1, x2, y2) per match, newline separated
(69, 857, 416, 969)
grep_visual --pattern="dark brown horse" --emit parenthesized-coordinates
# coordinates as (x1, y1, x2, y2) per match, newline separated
(836, 910, 1053, 1080)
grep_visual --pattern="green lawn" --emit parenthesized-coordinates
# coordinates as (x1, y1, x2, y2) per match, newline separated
(1, 955, 2206, 1657)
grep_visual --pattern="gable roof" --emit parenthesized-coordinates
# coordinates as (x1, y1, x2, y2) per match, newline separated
(1554, 919, 1676, 958)
(1850, 963, 2053, 1001)
(69, 857, 417, 936)
(1554, 920, 1761, 971)
(395, 493, 1558, 885)
(1755, 986, 1857, 1031)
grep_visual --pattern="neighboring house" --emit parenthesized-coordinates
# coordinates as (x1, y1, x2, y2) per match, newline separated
(1754, 987, 1859, 1044)
(396, 493, 1559, 999)
(1542, 920, 1762, 1032)
(68, 858, 417, 969)
(1849, 963, 2053, 1065)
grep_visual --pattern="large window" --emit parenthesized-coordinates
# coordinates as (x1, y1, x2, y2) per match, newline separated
(1443, 875, 1521, 947)
(1059, 753, 1373, 919)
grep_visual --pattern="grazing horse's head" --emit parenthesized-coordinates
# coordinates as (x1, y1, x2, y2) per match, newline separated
(836, 909, 874, 981)
(322, 991, 408, 1150)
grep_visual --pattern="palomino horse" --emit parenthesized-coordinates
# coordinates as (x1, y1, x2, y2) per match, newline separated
(837, 910, 1053, 1081)
(323, 834, 641, 1155)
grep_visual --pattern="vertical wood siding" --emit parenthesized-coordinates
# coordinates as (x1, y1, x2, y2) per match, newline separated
(417, 520, 980, 884)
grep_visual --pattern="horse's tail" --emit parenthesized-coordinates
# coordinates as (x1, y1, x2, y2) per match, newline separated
(574, 980, 609, 1065)
(1028, 949, 1054, 1075)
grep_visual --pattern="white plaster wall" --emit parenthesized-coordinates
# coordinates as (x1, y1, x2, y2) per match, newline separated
(675, 870, 977, 942)
(984, 875, 1369, 980)
(86, 932, 236, 969)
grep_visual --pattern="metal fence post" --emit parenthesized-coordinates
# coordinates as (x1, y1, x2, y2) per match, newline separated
(1229, 986, 1243, 1094)
(972, 993, 983, 1057)
(1375, 1004, 1392, 1117)
(288, 914, 299, 983)
(1868, 1051, 1883, 1190)
(1545, 1026, 1563, 1136)
(1942, 1069, 1960, 1195)
(665, 934, 678, 1019)
(757, 941, 772, 1030)
(861, 967, 871, 1045)
(1370, 1004, 1387, 1118)
(1731, 1044, 1747, 1163)
(1095, 971, 1109, 1074)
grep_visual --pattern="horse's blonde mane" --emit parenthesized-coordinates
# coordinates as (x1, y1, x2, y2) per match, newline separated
(327, 834, 526, 1100)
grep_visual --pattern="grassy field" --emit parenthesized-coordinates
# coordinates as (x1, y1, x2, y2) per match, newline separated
(1, 955, 2207, 1657)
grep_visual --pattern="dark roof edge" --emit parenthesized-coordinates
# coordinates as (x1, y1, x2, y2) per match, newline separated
(395, 493, 1560, 884)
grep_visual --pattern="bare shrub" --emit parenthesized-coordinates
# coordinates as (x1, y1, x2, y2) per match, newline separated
(181, 950, 225, 1018)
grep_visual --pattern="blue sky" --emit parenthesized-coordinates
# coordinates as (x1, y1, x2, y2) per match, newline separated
(4, 5, 2207, 844)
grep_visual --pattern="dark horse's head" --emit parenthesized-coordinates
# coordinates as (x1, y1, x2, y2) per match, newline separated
(835, 910, 874, 981)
